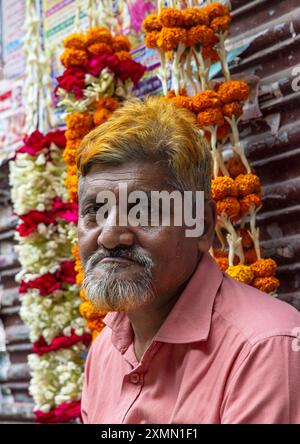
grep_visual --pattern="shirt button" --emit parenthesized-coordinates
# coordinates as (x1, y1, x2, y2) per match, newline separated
(130, 373, 141, 384)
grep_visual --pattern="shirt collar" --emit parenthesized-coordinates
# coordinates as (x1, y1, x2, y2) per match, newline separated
(103, 252, 223, 349)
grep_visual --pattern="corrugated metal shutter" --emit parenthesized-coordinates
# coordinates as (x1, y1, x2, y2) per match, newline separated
(228, 0, 300, 308)
(0, 162, 34, 423)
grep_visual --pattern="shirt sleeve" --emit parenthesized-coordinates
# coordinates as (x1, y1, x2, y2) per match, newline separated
(220, 335, 300, 424)
(81, 339, 96, 424)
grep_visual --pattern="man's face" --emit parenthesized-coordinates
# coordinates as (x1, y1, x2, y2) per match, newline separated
(78, 161, 215, 313)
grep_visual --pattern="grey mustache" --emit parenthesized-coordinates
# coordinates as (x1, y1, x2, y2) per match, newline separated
(85, 248, 153, 272)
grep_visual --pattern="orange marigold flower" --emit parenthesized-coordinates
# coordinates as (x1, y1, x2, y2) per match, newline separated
(79, 288, 88, 301)
(226, 264, 254, 285)
(202, 46, 219, 63)
(157, 27, 187, 51)
(250, 258, 277, 278)
(114, 50, 132, 60)
(240, 193, 262, 214)
(63, 33, 86, 50)
(86, 318, 106, 338)
(210, 15, 231, 33)
(186, 25, 218, 47)
(63, 142, 78, 165)
(197, 108, 224, 127)
(66, 112, 94, 130)
(253, 276, 280, 293)
(239, 228, 254, 249)
(182, 8, 209, 28)
(223, 101, 243, 118)
(216, 196, 240, 217)
(142, 14, 162, 32)
(192, 90, 221, 113)
(87, 42, 113, 55)
(92, 96, 119, 111)
(211, 176, 238, 200)
(215, 256, 229, 272)
(204, 2, 230, 21)
(226, 155, 247, 178)
(112, 35, 131, 52)
(235, 173, 261, 197)
(160, 8, 184, 28)
(60, 48, 88, 68)
(217, 123, 230, 140)
(65, 126, 91, 140)
(93, 108, 112, 126)
(145, 31, 160, 48)
(80, 301, 107, 320)
(217, 80, 250, 103)
(170, 95, 194, 111)
(85, 27, 113, 46)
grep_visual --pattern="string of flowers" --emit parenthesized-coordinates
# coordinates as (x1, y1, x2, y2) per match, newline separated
(10, 131, 91, 422)
(143, 1, 279, 294)
(56, 24, 146, 341)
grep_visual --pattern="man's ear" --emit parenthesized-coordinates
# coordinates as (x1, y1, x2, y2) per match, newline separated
(197, 199, 216, 253)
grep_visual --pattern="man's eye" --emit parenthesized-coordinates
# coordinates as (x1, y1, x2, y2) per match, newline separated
(83, 205, 101, 215)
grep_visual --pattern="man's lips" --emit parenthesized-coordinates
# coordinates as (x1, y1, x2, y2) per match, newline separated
(98, 257, 138, 265)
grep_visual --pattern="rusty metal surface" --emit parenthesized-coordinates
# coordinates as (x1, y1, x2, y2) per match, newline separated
(228, 0, 300, 308)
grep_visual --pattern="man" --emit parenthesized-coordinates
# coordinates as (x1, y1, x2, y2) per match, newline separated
(78, 96, 300, 424)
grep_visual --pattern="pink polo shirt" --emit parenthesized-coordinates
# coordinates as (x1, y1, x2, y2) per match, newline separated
(81, 252, 300, 424)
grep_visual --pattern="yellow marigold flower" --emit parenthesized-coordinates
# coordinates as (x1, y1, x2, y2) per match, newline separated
(235, 173, 261, 197)
(80, 301, 107, 320)
(240, 193, 262, 214)
(112, 35, 131, 52)
(80, 288, 88, 302)
(160, 8, 184, 28)
(239, 228, 254, 249)
(226, 264, 254, 285)
(217, 80, 250, 103)
(212, 176, 238, 200)
(223, 101, 243, 118)
(216, 196, 240, 217)
(250, 258, 277, 278)
(215, 256, 229, 272)
(157, 27, 187, 51)
(202, 46, 219, 63)
(63, 33, 86, 50)
(87, 42, 113, 55)
(197, 108, 224, 127)
(92, 96, 119, 111)
(226, 156, 247, 178)
(186, 25, 218, 47)
(93, 108, 112, 126)
(204, 2, 230, 21)
(114, 50, 132, 60)
(142, 14, 162, 32)
(253, 276, 280, 293)
(192, 90, 221, 113)
(85, 27, 113, 46)
(66, 112, 94, 130)
(182, 8, 209, 28)
(145, 30, 160, 48)
(60, 48, 88, 68)
(210, 15, 231, 33)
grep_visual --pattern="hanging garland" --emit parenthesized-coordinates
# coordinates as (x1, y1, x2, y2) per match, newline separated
(55, 8, 146, 342)
(143, 1, 279, 294)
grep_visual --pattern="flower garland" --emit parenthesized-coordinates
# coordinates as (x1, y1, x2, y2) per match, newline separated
(56, 25, 146, 341)
(143, 2, 280, 294)
(10, 131, 91, 422)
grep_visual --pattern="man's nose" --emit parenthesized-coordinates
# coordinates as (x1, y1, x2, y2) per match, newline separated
(97, 206, 135, 249)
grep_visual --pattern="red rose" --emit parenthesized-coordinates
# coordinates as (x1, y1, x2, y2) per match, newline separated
(33, 330, 91, 356)
(56, 67, 85, 99)
(17, 210, 55, 237)
(45, 130, 66, 148)
(58, 261, 76, 284)
(52, 198, 78, 223)
(19, 273, 61, 296)
(16, 130, 47, 156)
(35, 401, 81, 423)
(85, 53, 119, 77)
(116, 59, 145, 85)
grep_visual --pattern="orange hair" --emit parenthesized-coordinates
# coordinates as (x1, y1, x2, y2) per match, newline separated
(77, 96, 212, 197)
